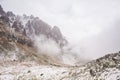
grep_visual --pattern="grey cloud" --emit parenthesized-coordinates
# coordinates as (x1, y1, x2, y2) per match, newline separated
(78, 19, 120, 59)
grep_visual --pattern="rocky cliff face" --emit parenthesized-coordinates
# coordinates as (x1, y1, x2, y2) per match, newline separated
(0, 5, 5, 16)
(0, 5, 67, 47)
(0, 5, 68, 66)
(0, 20, 65, 66)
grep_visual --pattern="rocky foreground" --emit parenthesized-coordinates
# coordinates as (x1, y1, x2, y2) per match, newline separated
(0, 52, 120, 80)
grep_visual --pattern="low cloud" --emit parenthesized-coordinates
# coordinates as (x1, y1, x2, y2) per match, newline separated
(33, 35, 85, 65)
(34, 35, 61, 56)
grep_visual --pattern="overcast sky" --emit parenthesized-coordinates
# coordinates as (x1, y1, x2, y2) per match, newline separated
(1, 0, 120, 59)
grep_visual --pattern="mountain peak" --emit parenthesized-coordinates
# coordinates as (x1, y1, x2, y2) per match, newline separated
(0, 5, 5, 15)
(0, 5, 67, 47)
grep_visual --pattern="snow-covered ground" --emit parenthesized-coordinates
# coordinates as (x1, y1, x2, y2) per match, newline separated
(1, 61, 120, 80)
(99, 68, 120, 80)
(0, 61, 70, 80)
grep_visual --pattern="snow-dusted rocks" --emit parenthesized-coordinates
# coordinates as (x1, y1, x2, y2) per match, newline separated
(0, 5, 67, 47)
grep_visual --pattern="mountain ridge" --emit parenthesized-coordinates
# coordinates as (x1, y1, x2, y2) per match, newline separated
(0, 5, 67, 47)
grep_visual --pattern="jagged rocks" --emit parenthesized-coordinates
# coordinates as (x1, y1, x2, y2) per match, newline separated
(0, 20, 33, 47)
(0, 5, 5, 16)
(0, 5, 67, 47)
(7, 11, 15, 17)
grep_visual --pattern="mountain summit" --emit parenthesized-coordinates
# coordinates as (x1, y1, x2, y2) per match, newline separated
(0, 5, 67, 47)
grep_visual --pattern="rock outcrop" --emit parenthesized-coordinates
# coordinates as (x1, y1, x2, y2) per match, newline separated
(0, 5, 68, 68)
(0, 5, 67, 47)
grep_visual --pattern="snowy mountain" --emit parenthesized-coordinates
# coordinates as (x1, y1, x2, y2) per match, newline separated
(0, 4, 68, 67)
(0, 5, 67, 47)
(0, 5, 120, 80)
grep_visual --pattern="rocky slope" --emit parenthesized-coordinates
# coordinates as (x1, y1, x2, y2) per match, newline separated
(0, 9, 69, 79)
(61, 52, 120, 80)
(0, 4, 69, 66)
(0, 20, 66, 66)
(0, 5, 67, 47)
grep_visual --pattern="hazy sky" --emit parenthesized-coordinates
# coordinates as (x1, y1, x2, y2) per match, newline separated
(1, 0, 120, 42)
(1, 0, 120, 59)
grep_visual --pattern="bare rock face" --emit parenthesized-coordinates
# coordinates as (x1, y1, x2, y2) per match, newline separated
(0, 5, 67, 47)
(49, 26, 68, 47)
(0, 5, 5, 16)
(0, 5, 68, 69)
(50, 26, 63, 42)
(7, 11, 15, 17)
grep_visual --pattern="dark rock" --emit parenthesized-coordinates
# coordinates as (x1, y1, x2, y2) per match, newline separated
(0, 5, 68, 47)
(40, 73, 44, 76)
(89, 69, 96, 76)
(0, 16, 9, 23)
(7, 11, 15, 17)
(0, 5, 5, 16)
